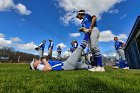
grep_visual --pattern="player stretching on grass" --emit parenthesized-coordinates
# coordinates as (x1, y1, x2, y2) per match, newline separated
(30, 32, 93, 71)
(113, 37, 129, 69)
(77, 10, 105, 72)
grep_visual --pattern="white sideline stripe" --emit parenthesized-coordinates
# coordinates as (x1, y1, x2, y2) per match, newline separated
(52, 63, 62, 68)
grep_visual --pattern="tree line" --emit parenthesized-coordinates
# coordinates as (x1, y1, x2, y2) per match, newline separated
(0, 47, 39, 63)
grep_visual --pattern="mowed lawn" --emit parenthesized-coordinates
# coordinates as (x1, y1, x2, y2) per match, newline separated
(0, 64, 140, 93)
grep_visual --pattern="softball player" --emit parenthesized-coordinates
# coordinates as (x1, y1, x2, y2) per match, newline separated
(70, 40, 78, 53)
(77, 10, 105, 72)
(48, 39, 53, 59)
(57, 45, 62, 60)
(30, 32, 93, 71)
(113, 37, 129, 69)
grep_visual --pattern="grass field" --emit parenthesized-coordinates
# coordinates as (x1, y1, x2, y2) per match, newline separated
(0, 63, 140, 93)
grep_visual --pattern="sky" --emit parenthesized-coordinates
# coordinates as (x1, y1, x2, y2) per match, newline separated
(0, 0, 140, 57)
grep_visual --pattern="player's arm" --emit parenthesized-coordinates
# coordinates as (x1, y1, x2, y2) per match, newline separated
(119, 40, 126, 48)
(42, 59, 52, 71)
(89, 15, 97, 33)
(121, 42, 126, 48)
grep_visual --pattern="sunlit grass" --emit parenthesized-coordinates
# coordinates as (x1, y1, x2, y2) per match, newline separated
(0, 64, 140, 93)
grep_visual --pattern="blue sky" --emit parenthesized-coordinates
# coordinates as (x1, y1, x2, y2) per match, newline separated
(0, 0, 140, 56)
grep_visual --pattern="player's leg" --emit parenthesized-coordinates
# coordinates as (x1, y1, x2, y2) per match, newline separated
(113, 51, 119, 69)
(119, 49, 129, 69)
(76, 62, 92, 70)
(48, 49, 52, 59)
(62, 33, 90, 70)
(88, 40, 97, 67)
(57, 52, 59, 59)
(88, 39, 97, 69)
(88, 27, 105, 72)
(86, 53, 92, 65)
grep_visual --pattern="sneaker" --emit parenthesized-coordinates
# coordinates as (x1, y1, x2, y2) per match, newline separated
(123, 67, 129, 70)
(79, 27, 89, 33)
(95, 66, 105, 72)
(88, 66, 97, 71)
(113, 66, 119, 69)
(89, 66, 105, 72)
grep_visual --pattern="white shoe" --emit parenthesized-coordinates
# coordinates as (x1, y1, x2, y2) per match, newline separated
(123, 67, 129, 70)
(88, 66, 97, 71)
(88, 66, 105, 72)
(113, 66, 119, 69)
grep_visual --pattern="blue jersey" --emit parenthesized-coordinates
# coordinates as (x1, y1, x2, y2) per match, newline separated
(114, 40, 124, 50)
(48, 42, 53, 50)
(48, 60, 63, 71)
(81, 14, 97, 29)
(70, 46, 74, 53)
(57, 47, 62, 51)
(57, 47, 62, 53)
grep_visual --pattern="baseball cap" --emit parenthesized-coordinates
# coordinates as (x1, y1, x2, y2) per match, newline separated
(76, 10, 85, 18)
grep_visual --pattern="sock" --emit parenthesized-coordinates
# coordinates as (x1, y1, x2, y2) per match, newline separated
(124, 60, 128, 67)
(96, 56, 102, 67)
(116, 60, 119, 67)
(92, 55, 98, 66)
(80, 32, 89, 49)
(87, 65, 92, 69)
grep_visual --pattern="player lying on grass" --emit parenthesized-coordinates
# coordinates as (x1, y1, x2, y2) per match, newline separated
(30, 32, 96, 71)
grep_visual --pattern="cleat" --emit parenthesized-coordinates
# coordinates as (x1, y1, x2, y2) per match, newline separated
(88, 66, 97, 71)
(88, 66, 105, 72)
(113, 66, 119, 69)
(123, 67, 129, 70)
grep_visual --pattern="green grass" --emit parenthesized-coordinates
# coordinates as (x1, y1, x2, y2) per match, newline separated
(0, 64, 140, 93)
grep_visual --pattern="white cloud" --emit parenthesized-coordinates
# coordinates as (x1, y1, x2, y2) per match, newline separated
(43, 52, 48, 56)
(0, 0, 14, 11)
(69, 33, 80, 37)
(57, 43, 67, 49)
(57, 0, 125, 25)
(118, 34, 127, 39)
(108, 9, 118, 14)
(10, 37, 21, 42)
(20, 18, 26, 22)
(120, 14, 127, 19)
(52, 51, 57, 57)
(16, 42, 37, 50)
(60, 12, 81, 26)
(0, 38, 12, 47)
(99, 30, 127, 42)
(0, 33, 12, 47)
(0, 0, 31, 15)
(63, 50, 71, 57)
(0, 33, 5, 38)
(15, 3, 31, 15)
